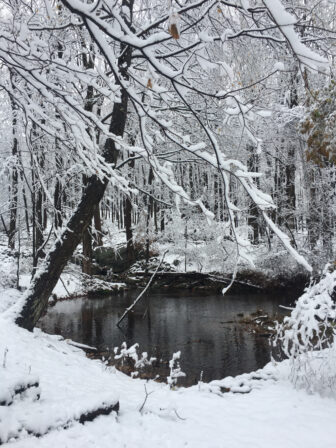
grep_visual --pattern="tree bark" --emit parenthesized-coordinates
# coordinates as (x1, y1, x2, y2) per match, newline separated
(93, 205, 103, 247)
(82, 227, 93, 275)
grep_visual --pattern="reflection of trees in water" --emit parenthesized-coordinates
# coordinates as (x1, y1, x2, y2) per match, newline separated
(94, 317, 103, 347)
(253, 334, 270, 368)
(81, 305, 94, 345)
(125, 312, 135, 339)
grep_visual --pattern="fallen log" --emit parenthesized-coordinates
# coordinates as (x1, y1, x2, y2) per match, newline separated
(0, 400, 120, 445)
(123, 271, 262, 290)
(0, 379, 40, 406)
(79, 401, 119, 424)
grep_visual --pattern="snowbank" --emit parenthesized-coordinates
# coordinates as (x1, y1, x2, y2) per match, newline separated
(1, 289, 336, 447)
(0, 316, 119, 444)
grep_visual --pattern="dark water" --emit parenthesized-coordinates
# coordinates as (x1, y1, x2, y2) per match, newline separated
(39, 291, 289, 384)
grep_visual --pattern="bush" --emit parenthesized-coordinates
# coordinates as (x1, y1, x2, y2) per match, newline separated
(275, 266, 336, 395)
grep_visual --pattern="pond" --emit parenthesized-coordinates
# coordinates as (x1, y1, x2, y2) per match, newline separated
(38, 290, 293, 385)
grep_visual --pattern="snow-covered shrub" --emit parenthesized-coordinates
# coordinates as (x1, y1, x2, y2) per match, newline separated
(0, 247, 17, 289)
(127, 257, 175, 274)
(114, 342, 156, 378)
(275, 266, 336, 394)
(167, 351, 186, 389)
(162, 209, 252, 273)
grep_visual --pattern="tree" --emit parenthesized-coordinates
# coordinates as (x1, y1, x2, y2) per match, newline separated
(301, 81, 336, 259)
(0, 0, 331, 329)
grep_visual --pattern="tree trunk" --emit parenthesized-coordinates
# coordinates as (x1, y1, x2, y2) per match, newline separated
(283, 67, 298, 231)
(145, 167, 154, 271)
(307, 167, 319, 251)
(54, 154, 63, 229)
(82, 226, 93, 275)
(31, 139, 46, 272)
(285, 144, 296, 230)
(124, 150, 135, 262)
(8, 97, 19, 251)
(16, 175, 107, 330)
(54, 42, 65, 230)
(21, 182, 30, 237)
(35, 185, 45, 259)
(247, 144, 260, 244)
(93, 205, 103, 247)
(124, 194, 135, 262)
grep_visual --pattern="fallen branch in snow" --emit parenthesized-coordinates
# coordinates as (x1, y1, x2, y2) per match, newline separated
(173, 409, 187, 421)
(117, 250, 168, 327)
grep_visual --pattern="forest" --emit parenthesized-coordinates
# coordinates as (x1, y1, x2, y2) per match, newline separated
(0, 0, 336, 447)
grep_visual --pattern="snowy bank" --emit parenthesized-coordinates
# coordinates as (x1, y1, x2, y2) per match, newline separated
(1, 288, 336, 447)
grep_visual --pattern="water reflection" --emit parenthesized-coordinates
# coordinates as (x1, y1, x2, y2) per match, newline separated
(39, 291, 289, 384)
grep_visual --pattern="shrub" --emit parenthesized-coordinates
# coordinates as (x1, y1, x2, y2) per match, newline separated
(275, 266, 336, 394)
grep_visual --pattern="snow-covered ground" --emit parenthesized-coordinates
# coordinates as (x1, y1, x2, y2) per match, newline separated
(1, 287, 336, 448)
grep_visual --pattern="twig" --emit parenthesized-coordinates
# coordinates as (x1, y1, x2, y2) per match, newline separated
(3, 348, 8, 368)
(59, 276, 71, 298)
(0, 214, 9, 238)
(117, 250, 168, 327)
(252, 315, 268, 321)
(174, 409, 187, 421)
(279, 304, 294, 311)
(159, 407, 187, 421)
(139, 384, 154, 413)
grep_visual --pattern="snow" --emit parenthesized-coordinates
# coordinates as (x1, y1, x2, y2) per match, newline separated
(1, 286, 336, 447)
(276, 267, 336, 394)
(0, 314, 119, 444)
(273, 61, 285, 72)
(262, 213, 313, 272)
(18, 273, 85, 300)
(263, 0, 329, 72)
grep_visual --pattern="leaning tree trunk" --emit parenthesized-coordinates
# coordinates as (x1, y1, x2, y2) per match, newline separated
(16, 14, 132, 329)
(16, 175, 107, 330)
